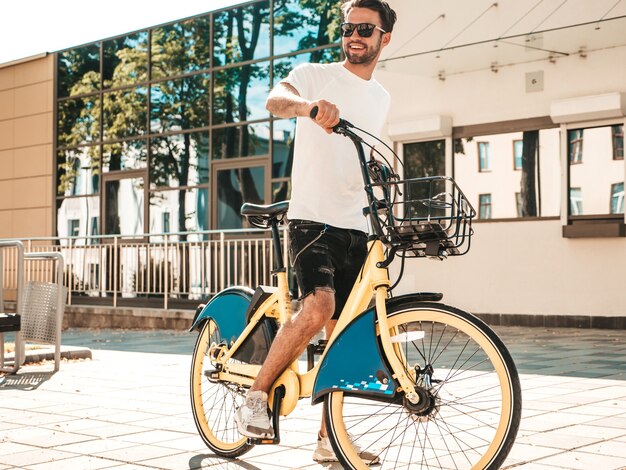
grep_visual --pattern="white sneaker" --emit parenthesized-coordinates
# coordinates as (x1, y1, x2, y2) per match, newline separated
(313, 433, 380, 465)
(234, 390, 274, 438)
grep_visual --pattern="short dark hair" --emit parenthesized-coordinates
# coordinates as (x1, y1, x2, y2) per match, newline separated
(341, 0, 397, 33)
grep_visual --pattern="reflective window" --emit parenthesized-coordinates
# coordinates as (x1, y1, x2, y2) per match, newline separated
(568, 129, 583, 164)
(613, 125, 624, 160)
(272, 180, 291, 202)
(102, 87, 148, 141)
(273, 0, 341, 56)
(611, 182, 624, 214)
(102, 32, 149, 89)
(151, 16, 211, 79)
(56, 196, 100, 239)
(478, 142, 491, 171)
(404, 140, 445, 178)
(272, 119, 295, 178)
(479, 194, 492, 219)
(57, 44, 100, 98)
(57, 96, 101, 147)
(213, 122, 270, 160)
(568, 125, 625, 216)
(150, 132, 209, 188)
(513, 140, 523, 170)
(454, 129, 561, 219)
(272, 48, 340, 83)
(103, 140, 147, 171)
(213, 1, 270, 66)
(213, 62, 270, 124)
(57, 147, 100, 197)
(149, 187, 209, 237)
(150, 74, 210, 133)
(216, 166, 265, 229)
(570, 188, 583, 215)
(104, 177, 144, 236)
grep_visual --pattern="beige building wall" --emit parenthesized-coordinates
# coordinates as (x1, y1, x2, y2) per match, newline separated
(0, 55, 54, 239)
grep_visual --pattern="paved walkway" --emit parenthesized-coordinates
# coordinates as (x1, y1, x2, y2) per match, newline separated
(1, 326, 626, 469)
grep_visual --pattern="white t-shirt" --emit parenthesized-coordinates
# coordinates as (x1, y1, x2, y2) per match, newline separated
(283, 62, 390, 232)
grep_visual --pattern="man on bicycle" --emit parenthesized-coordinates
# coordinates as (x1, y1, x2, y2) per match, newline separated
(235, 0, 396, 463)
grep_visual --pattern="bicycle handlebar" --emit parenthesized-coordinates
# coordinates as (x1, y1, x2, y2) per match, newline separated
(309, 106, 356, 136)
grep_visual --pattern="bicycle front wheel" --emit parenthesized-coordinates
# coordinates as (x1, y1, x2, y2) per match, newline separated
(325, 301, 521, 470)
(190, 319, 252, 458)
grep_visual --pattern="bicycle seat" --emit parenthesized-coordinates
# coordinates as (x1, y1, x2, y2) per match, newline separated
(241, 201, 289, 229)
(241, 201, 289, 218)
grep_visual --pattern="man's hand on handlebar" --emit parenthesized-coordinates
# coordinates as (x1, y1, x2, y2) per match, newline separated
(307, 100, 340, 134)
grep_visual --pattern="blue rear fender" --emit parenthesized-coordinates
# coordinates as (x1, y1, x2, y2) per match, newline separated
(189, 286, 254, 345)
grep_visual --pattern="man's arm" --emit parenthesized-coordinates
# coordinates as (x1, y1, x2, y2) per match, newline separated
(266, 81, 339, 133)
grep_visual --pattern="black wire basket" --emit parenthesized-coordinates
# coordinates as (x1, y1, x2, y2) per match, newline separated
(367, 176, 476, 258)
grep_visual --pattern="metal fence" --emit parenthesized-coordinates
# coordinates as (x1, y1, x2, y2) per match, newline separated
(0, 228, 289, 309)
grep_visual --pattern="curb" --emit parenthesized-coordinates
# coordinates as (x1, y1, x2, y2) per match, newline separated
(4, 346, 92, 365)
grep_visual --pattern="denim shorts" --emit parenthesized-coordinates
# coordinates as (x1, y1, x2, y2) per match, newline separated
(288, 220, 368, 320)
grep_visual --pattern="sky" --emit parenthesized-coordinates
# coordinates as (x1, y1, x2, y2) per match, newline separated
(0, 0, 245, 65)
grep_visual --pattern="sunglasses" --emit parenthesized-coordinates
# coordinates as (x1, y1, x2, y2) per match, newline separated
(340, 22, 387, 38)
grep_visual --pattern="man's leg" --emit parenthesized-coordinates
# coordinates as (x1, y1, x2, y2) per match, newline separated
(252, 289, 335, 393)
(235, 289, 334, 438)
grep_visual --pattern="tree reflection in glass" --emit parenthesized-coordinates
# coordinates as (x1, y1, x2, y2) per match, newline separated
(150, 74, 210, 133)
(217, 167, 264, 229)
(213, 1, 270, 66)
(213, 62, 270, 125)
(57, 147, 100, 197)
(212, 122, 269, 160)
(103, 140, 147, 172)
(102, 87, 148, 141)
(57, 43, 100, 98)
(57, 96, 101, 148)
(273, 0, 342, 57)
(150, 133, 209, 188)
(151, 16, 211, 79)
(102, 31, 149, 89)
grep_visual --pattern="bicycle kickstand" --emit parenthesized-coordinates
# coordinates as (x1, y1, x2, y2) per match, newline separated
(248, 385, 285, 445)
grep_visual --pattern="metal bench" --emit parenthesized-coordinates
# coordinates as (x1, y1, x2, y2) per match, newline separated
(0, 241, 24, 373)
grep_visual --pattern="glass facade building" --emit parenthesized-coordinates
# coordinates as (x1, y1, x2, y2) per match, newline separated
(55, 0, 342, 240)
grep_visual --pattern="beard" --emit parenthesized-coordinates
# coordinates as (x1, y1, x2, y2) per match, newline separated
(344, 35, 382, 65)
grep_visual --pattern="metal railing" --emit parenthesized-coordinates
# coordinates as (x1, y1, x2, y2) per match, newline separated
(0, 228, 290, 310)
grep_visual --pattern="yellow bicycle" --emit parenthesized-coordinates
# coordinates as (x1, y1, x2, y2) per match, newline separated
(189, 113, 522, 469)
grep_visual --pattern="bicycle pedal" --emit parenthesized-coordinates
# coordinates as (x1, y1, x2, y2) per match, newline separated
(248, 436, 280, 445)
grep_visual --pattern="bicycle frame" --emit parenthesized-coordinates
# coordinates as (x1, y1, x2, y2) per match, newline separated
(191, 121, 425, 414)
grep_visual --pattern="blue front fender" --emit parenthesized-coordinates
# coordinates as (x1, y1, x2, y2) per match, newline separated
(312, 307, 397, 404)
(189, 286, 254, 345)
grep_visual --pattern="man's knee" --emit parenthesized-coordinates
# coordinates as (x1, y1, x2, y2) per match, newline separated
(301, 289, 335, 328)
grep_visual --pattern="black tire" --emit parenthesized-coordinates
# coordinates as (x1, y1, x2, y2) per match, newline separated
(190, 319, 253, 458)
(324, 301, 522, 469)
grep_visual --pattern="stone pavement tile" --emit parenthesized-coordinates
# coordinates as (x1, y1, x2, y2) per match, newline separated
(94, 444, 184, 463)
(111, 429, 195, 446)
(0, 448, 77, 467)
(503, 462, 575, 469)
(552, 423, 626, 440)
(25, 455, 124, 470)
(0, 441, 33, 457)
(2, 426, 97, 448)
(53, 438, 136, 455)
(517, 429, 604, 450)
(586, 414, 626, 429)
(65, 422, 153, 439)
(245, 446, 328, 469)
(576, 440, 626, 459)
(1, 410, 73, 427)
(131, 416, 195, 433)
(537, 450, 626, 470)
(499, 443, 562, 466)
(154, 435, 207, 453)
(95, 410, 167, 425)
(518, 411, 598, 432)
(139, 451, 225, 470)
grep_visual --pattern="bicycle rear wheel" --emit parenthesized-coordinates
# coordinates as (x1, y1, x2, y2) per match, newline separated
(190, 319, 252, 457)
(325, 301, 521, 470)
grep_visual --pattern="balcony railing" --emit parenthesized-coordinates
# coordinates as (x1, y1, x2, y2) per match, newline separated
(0, 229, 290, 310)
